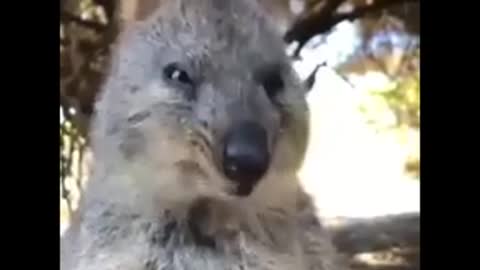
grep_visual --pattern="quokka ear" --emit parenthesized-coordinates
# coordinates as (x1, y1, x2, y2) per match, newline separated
(302, 63, 324, 94)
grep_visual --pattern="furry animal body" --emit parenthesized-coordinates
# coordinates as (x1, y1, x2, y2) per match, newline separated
(61, 1, 348, 269)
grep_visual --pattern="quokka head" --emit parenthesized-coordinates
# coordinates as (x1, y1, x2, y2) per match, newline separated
(92, 0, 310, 202)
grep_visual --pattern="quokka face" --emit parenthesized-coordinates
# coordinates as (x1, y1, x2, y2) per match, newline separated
(92, 0, 310, 202)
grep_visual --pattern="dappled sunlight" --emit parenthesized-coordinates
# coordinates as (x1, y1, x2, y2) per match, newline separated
(296, 66, 419, 220)
(348, 71, 396, 93)
(60, 106, 93, 236)
(352, 247, 416, 268)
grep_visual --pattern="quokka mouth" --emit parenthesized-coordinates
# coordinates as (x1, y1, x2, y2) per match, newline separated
(234, 182, 256, 197)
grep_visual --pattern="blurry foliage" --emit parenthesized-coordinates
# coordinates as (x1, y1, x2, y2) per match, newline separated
(61, 0, 116, 137)
(359, 70, 419, 130)
(60, 0, 117, 217)
(360, 51, 420, 179)
(356, 59, 419, 179)
(382, 72, 419, 128)
(336, 11, 420, 179)
(357, 69, 420, 179)
(61, 107, 88, 219)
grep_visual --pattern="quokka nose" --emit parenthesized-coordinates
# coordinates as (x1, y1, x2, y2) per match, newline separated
(222, 121, 270, 192)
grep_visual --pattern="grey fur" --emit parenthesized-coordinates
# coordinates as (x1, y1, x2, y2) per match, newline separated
(61, 0, 349, 269)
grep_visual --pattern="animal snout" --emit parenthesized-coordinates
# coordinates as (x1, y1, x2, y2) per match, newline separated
(222, 121, 270, 196)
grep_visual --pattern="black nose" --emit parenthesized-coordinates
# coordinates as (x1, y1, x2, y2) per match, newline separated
(222, 121, 270, 194)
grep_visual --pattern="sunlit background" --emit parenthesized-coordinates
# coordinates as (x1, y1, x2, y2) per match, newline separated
(294, 20, 419, 221)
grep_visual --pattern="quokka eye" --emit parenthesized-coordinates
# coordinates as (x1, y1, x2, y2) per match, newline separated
(163, 63, 194, 86)
(256, 65, 284, 99)
(163, 63, 196, 100)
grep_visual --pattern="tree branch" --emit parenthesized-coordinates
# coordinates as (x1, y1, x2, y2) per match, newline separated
(330, 213, 419, 254)
(284, 0, 419, 56)
(285, 0, 345, 42)
(285, 0, 346, 56)
(333, 0, 418, 27)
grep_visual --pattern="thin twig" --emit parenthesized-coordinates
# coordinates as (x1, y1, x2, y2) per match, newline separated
(332, 0, 418, 29)
(286, 0, 347, 56)
(284, 0, 419, 55)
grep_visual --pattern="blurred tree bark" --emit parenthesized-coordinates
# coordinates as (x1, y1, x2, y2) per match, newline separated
(331, 213, 420, 270)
